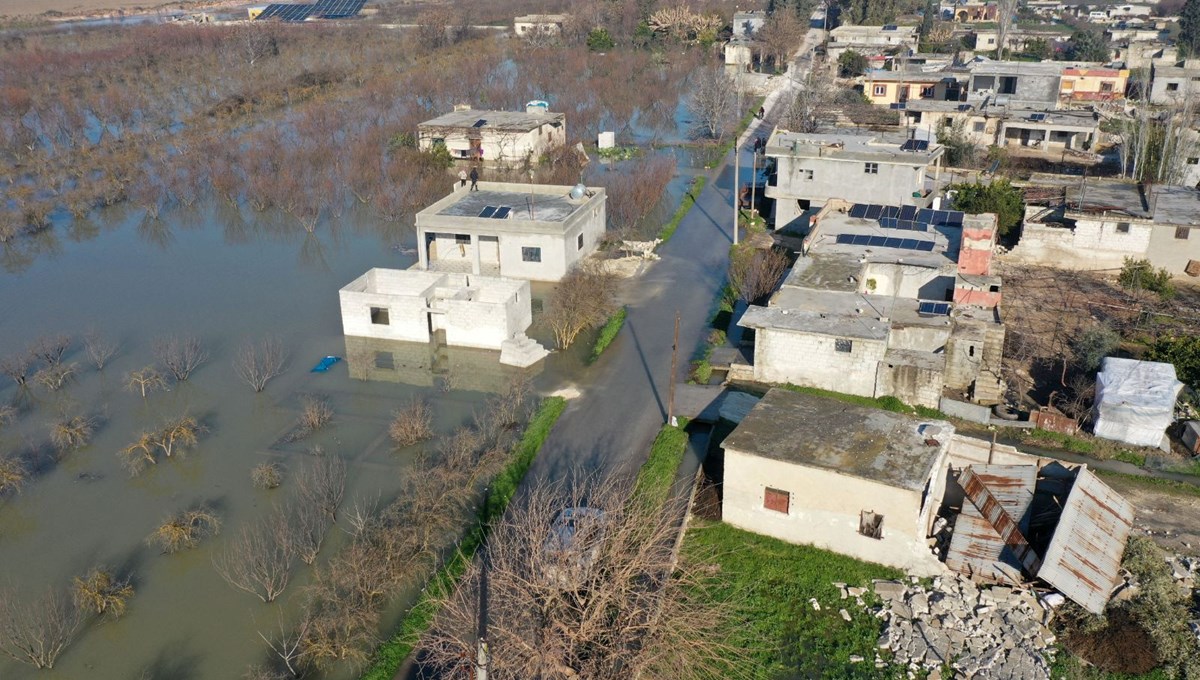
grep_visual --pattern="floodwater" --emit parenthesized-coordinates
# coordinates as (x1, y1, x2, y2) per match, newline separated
(0, 141, 708, 679)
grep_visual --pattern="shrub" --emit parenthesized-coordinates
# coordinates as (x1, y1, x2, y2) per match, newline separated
(250, 462, 283, 489)
(586, 27, 615, 51)
(950, 179, 1024, 236)
(1118, 257, 1175, 300)
(1146, 334, 1200, 388)
(588, 306, 627, 364)
(147, 508, 221, 554)
(50, 415, 96, 452)
(294, 395, 333, 438)
(389, 398, 433, 447)
(1071, 324, 1120, 374)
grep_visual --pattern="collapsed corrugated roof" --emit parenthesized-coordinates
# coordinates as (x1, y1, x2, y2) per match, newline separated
(1038, 468, 1135, 615)
(944, 464, 1134, 615)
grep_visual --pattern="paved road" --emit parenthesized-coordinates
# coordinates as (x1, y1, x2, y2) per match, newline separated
(527, 22, 825, 485)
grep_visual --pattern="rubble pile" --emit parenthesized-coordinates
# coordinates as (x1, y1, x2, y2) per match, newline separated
(1165, 554, 1200, 644)
(849, 575, 1057, 680)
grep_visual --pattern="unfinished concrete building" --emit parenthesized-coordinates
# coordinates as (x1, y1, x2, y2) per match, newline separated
(339, 268, 548, 368)
(1011, 174, 1200, 276)
(417, 103, 566, 165)
(738, 201, 1005, 409)
(413, 181, 607, 282)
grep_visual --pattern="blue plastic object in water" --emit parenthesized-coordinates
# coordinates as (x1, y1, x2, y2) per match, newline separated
(311, 356, 342, 373)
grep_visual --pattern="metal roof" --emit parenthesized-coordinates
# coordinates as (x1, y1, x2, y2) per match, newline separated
(1038, 467, 1134, 615)
(945, 465, 1037, 583)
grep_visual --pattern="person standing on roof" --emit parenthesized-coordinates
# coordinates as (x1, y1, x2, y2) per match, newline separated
(469, 166, 479, 191)
(459, 168, 468, 188)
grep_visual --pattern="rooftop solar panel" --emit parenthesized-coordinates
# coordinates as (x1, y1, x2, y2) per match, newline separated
(945, 211, 965, 226)
(900, 139, 930, 152)
(312, 0, 365, 17)
(493, 206, 511, 219)
(479, 206, 497, 218)
(879, 217, 896, 229)
(849, 204, 869, 219)
(881, 206, 899, 219)
(916, 208, 935, 224)
(899, 205, 917, 221)
(865, 205, 883, 220)
(918, 301, 952, 316)
(916, 241, 935, 251)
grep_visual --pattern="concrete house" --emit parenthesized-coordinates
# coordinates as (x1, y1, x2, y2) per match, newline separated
(1149, 61, 1200, 104)
(966, 60, 1065, 108)
(765, 131, 946, 229)
(725, 10, 766, 68)
(1011, 174, 1200, 276)
(1059, 67, 1129, 102)
(418, 104, 566, 165)
(739, 201, 1006, 408)
(906, 101, 1100, 153)
(721, 388, 954, 576)
(339, 269, 548, 367)
(513, 14, 568, 37)
(864, 71, 962, 107)
(414, 181, 607, 282)
(827, 24, 919, 60)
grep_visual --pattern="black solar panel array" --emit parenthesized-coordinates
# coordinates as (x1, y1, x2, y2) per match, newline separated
(311, 0, 365, 18)
(848, 203, 965, 229)
(257, 3, 314, 20)
(900, 139, 930, 152)
(257, 0, 364, 20)
(918, 301, 952, 315)
(834, 234, 936, 252)
(478, 206, 512, 219)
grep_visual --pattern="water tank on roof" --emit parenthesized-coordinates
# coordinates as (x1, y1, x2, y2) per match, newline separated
(526, 100, 550, 114)
(570, 184, 587, 200)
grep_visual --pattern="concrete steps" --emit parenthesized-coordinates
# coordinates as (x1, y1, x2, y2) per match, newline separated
(500, 334, 549, 368)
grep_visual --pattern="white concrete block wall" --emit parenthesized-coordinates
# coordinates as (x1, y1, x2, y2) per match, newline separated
(722, 450, 946, 576)
(499, 232, 570, 281)
(753, 329, 886, 397)
(1145, 224, 1200, 275)
(339, 290, 430, 343)
(1008, 220, 1152, 270)
(441, 298, 513, 349)
(774, 155, 927, 208)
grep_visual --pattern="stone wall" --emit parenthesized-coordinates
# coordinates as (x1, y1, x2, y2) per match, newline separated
(876, 360, 945, 409)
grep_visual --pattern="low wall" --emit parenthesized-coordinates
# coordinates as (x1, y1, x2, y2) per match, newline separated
(939, 397, 993, 424)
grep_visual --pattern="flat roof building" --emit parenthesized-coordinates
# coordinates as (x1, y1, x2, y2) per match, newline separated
(721, 388, 954, 575)
(418, 105, 566, 165)
(414, 181, 606, 282)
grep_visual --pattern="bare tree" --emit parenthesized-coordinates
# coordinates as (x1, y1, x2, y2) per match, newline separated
(214, 509, 295, 603)
(420, 477, 748, 680)
(50, 415, 96, 452)
(233, 21, 278, 66)
(688, 66, 736, 141)
(289, 499, 333, 566)
(72, 567, 134, 619)
(0, 405, 14, 429)
(255, 609, 310, 679)
(756, 11, 805, 72)
(153, 416, 204, 459)
(125, 365, 168, 398)
(252, 462, 283, 490)
(33, 362, 77, 391)
(296, 451, 346, 522)
(29, 334, 70, 367)
(119, 432, 159, 476)
(235, 337, 287, 393)
(147, 507, 221, 554)
(153, 335, 209, 382)
(0, 353, 34, 388)
(782, 65, 836, 133)
(388, 398, 433, 447)
(83, 328, 118, 370)
(0, 455, 27, 496)
(290, 395, 332, 441)
(543, 264, 620, 349)
(728, 245, 790, 304)
(0, 586, 83, 669)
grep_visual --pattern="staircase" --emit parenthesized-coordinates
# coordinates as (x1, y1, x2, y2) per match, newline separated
(500, 334, 549, 368)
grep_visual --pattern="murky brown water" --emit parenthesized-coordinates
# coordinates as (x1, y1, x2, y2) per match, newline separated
(0, 141, 711, 679)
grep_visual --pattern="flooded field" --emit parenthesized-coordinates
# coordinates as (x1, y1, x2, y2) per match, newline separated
(0, 142, 707, 678)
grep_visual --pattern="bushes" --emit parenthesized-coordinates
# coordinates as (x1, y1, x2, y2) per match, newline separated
(949, 178, 1024, 236)
(1146, 334, 1200, 388)
(588, 306, 627, 364)
(1119, 257, 1175, 300)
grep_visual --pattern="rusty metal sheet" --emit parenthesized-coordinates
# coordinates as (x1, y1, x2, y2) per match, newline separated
(1032, 409, 1079, 436)
(945, 465, 1037, 584)
(1038, 467, 1134, 615)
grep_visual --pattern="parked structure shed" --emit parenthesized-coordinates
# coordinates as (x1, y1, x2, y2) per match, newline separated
(1093, 357, 1183, 448)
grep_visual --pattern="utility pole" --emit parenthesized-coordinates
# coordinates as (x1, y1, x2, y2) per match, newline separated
(667, 311, 680, 425)
(475, 488, 491, 680)
(733, 72, 743, 246)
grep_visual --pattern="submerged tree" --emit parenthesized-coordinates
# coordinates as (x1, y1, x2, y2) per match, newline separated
(50, 415, 97, 452)
(72, 567, 134, 619)
(83, 328, 118, 370)
(388, 398, 433, 447)
(153, 335, 209, 382)
(234, 337, 287, 392)
(0, 586, 83, 669)
(148, 507, 222, 554)
(544, 265, 619, 349)
(125, 365, 168, 398)
(0, 455, 27, 497)
(688, 66, 736, 141)
(214, 510, 295, 603)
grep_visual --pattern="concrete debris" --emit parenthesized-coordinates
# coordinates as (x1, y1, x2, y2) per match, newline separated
(840, 608, 852, 622)
(810, 597, 821, 611)
(855, 573, 1057, 679)
(1164, 552, 1200, 645)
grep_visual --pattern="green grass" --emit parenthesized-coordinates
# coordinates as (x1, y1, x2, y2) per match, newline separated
(658, 175, 707, 243)
(596, 145, 640, 160)
(359, 396, 568, 680)
(588, 306, 627, 364)
(633, 421, 690, 508)
(779, 384, 949, 420)
(1094, 469, 1200, 499)
(1022, 428, 1097, 455)
(683, 521, 904, 679)
(1050, 651, 1172, 679)
(1113, 450, 1147, 467)
(1168, 458, 1200, 477)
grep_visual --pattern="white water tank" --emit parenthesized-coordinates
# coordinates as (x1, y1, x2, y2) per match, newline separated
(597, 131, 616, 149)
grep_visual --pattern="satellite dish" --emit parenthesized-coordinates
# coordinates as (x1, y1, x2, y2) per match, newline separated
(570, 184, 586, 200)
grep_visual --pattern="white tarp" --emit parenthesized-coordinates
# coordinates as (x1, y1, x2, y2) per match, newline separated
(1093, 357, 1183, 448)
